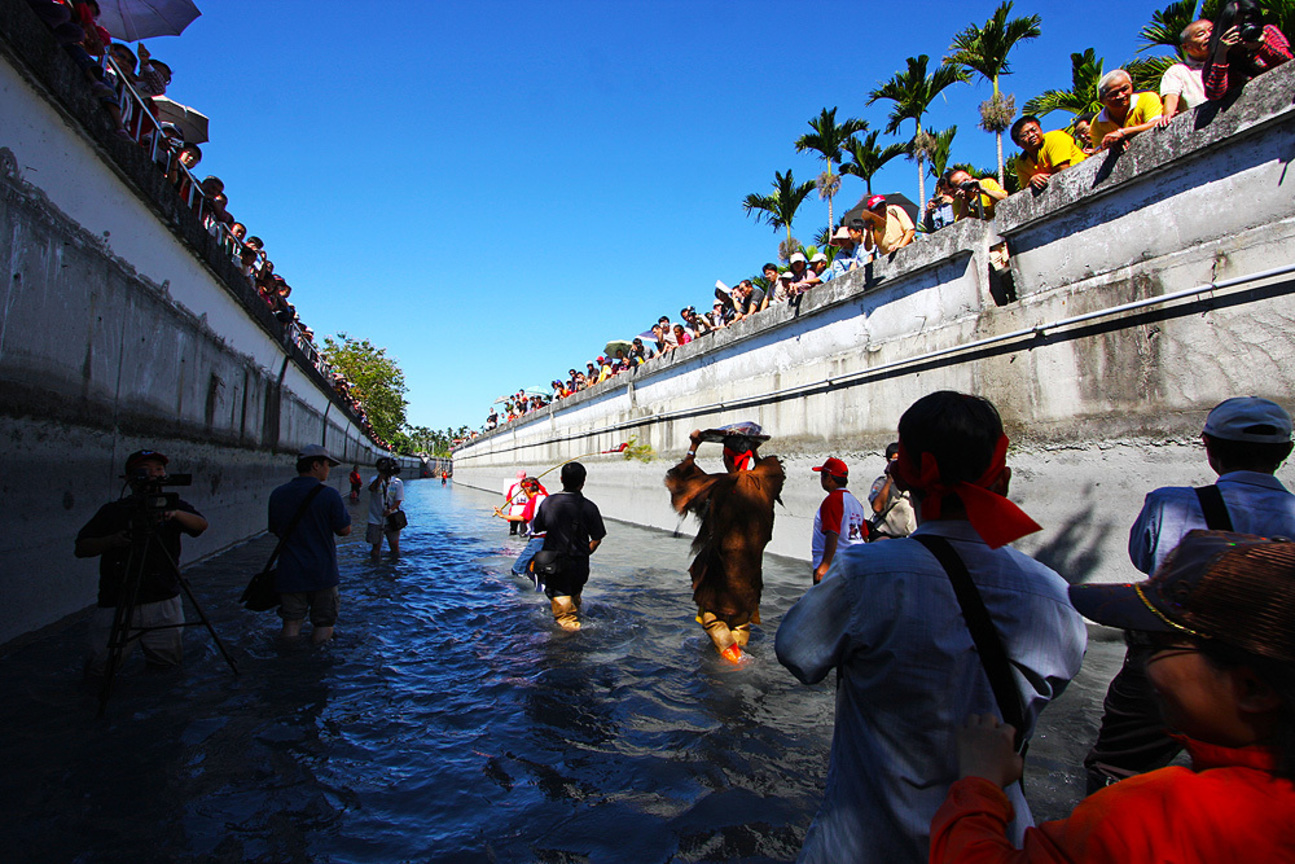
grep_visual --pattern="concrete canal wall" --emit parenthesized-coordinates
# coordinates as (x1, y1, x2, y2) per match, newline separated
(453, 61, 1295, 586)
(0, 5, 417, 646)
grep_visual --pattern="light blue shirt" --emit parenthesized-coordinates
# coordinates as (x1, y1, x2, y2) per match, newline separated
(775, 521, 1086, 864)
(1128, 470, 1295, 575)
(821, 245, 866, 282)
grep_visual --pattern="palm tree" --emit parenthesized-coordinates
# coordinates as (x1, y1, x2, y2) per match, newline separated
(795, 107, 868, 230)
(926, 125, 959, 180)
(947, 1, 1043, 186)
(1022, 48, 1105, 128)
(840, 130, 908, 196)
(869, 54, 969, 207)
(742, 169, 816, 259)
(1139, 0, 1225, 53)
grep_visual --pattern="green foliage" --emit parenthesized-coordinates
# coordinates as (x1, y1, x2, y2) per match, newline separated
(841, 131, 908, 197)
(947, 1, 1043, 91)
(322, 333, 408, 443)
(795, 107, 868, 170)
(1023, 48, 1105, 120)
(926, 125, 959, 178)
(796, 107, 867, 230)
(743, 169, 816, 245)
(1139, 0, 1225, 54)
(869, 54, 970, 137)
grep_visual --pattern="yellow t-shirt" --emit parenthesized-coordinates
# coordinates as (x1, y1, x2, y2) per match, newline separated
(873, 205, 916, 253)
(1089, 92, 1163, 147)
(1014, 130, 1088, 187)
(952, 177, 1007, 221)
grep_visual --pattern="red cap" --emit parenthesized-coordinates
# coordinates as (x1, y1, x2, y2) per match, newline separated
(865, 194, 887, 209)
(812, 457, 849, 478)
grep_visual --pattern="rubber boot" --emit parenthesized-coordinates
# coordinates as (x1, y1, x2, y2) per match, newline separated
(700, 611, 741, 663)
(551, 595, 581, 631)
(732, 622, 751, 649)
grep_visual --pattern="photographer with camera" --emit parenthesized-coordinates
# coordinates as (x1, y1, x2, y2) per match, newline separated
(1204, 0, 1290, 101)
(367, 457, 405, 559)
(943, 169, 1008, 222)
(75, 449, 207, 675)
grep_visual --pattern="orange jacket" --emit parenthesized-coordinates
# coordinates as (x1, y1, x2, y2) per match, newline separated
(930, 738, 1295, 863)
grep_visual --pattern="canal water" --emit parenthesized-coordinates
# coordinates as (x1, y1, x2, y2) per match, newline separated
(0, 479, 1122, 863)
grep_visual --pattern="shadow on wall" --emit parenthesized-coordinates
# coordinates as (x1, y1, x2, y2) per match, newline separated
(1030, 500, 1111, 586)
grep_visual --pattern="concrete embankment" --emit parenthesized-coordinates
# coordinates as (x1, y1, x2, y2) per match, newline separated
(0, 5, 419, 646)
(453, 62, 1295, 585)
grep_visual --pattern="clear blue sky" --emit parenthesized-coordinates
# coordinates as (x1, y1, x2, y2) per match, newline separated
(149, 0, 1178, 433)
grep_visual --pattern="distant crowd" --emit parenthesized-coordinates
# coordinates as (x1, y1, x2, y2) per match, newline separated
(483, 3, 1290, 435)
(23, 0, 392, 449)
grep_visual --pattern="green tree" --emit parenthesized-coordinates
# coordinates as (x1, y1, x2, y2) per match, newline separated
(1022, 48, 1105, 127)
(926, 125, 959, 179)
(795, 107, 868, 230)
(947, 1, 1043, 185)
(1139, 0, 1225, 54)
(742, 169, 816, 260)
(840, 130, 908, 196)
(322, 332, 409, 443)
(869, 54, 969, 208)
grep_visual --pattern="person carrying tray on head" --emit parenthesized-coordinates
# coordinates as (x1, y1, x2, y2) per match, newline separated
(665, 421, 785, 663)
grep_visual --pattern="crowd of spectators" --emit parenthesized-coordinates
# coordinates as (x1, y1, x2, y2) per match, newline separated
(24, 0, 392, 449)
(482, 3, 1291, 434)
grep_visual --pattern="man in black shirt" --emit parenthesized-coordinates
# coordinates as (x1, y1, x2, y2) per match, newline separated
(75, 449, 207, 674)
(530, 462, 606, 631)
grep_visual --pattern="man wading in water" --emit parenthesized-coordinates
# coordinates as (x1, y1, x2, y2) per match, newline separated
(665, 422, 784, 663)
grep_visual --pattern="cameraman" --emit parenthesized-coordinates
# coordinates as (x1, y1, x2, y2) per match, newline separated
(75, 449, 207, 675)
(944, 169, 1008, 222)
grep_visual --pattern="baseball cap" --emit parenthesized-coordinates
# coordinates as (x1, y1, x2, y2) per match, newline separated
(1202, 397, 1292, 444)
(1068, 530, 1295, 664)
(812, 457, 849, 478)
(124, 449, 168, 471)
(298, 444, 340, 465)
(829, 226, 851, 245)
(789, 252, 807, 264)
(866, 194, 887, 209)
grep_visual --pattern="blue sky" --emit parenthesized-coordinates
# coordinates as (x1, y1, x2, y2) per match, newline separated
(149, 0, 1178, 432)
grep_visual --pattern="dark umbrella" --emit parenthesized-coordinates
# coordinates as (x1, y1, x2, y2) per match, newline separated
(840, 192, 919, 230)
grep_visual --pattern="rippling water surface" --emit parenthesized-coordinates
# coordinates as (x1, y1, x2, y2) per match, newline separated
(0, 480, 1122, 863)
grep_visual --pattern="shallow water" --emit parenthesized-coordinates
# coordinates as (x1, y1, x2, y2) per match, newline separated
(0, 480, 1122, 863)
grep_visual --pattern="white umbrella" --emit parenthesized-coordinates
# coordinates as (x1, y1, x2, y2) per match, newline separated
(98, 0, 202, 41)
(152, 96, 208, 143)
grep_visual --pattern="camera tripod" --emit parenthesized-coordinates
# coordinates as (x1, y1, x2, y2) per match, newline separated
(97, 511, 239, 717)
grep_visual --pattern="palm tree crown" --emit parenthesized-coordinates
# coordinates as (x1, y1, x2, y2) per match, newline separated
(1022, 48, 1105, 125)
(868, 54, 969, 208)
(841, 131, 909, 197)
(795, 107, 868, 229)
(742, 169, 816, 251)
(946, 1, 1042, 184)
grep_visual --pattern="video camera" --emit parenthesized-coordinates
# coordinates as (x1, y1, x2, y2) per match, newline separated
(124, 471, 192, 519)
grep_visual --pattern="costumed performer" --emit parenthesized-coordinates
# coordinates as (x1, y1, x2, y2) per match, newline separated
(665, 421, 784, 663)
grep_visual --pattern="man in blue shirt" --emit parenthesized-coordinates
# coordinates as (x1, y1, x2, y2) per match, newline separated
(1086, 395, 1295, 790)
(268, 445, 352, 644)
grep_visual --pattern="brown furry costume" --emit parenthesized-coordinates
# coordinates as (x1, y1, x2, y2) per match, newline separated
(665, 450, 785, 647)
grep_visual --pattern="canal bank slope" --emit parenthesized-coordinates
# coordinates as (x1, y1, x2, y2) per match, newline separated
(0, 6, 418, 646)
(453, 62, 1295, 585)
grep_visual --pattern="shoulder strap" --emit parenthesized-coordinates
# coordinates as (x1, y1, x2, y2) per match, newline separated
(911, 534, 1027, 752)
(265, 484, 326, 570)
(1194, 485, 1234, 531)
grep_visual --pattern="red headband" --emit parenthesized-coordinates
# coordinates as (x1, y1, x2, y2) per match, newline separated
(890, 434, 1040, 549)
